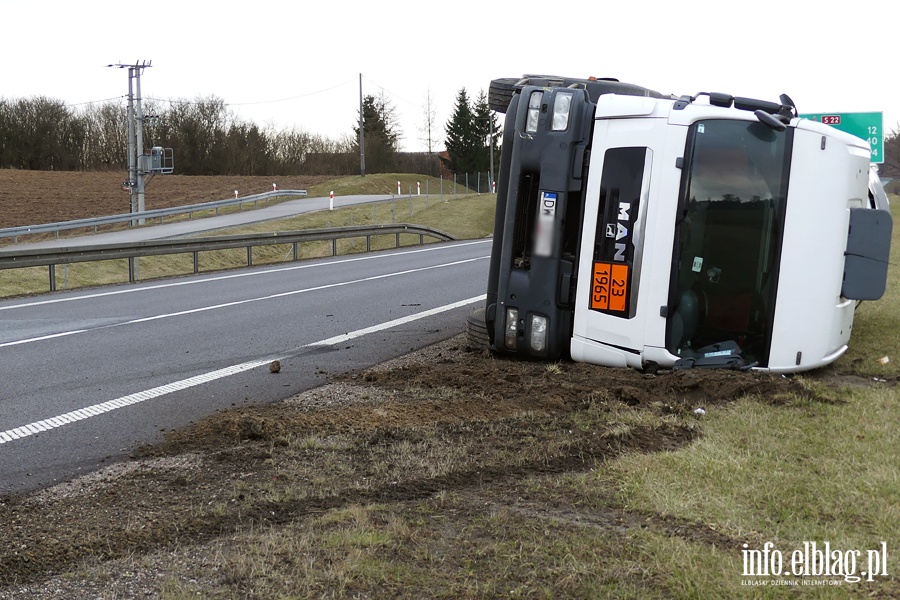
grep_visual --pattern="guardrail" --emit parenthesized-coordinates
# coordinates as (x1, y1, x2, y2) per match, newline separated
(0, 223, 455, 292)
(0, 189, 309, 242)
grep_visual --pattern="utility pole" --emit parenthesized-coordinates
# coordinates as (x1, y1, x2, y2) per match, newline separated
(359, 73, 366, 177)
(109, 60, 151, 225)
(489, 116, 495, 192)
(134, 64, 146, 221)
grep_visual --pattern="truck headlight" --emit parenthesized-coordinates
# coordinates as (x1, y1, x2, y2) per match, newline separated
(530, 314, 548, 352)
(551, 92, 573, 131)
(505, 308, 519, 350)
(525, 91, 542, 133)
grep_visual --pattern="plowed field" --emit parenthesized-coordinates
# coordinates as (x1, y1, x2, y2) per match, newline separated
(0, 169, 332, 229)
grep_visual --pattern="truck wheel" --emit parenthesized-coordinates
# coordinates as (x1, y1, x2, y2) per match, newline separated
(465, 307, 491, 351)
(488, 78, 521, 114)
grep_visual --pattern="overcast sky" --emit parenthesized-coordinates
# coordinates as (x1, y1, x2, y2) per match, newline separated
(2, 0, 897, 155)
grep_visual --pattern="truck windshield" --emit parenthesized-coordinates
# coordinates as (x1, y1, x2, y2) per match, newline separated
(667, 119, 791, 366)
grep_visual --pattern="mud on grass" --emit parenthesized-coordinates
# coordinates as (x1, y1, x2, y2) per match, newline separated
(0, 336, 845, 596)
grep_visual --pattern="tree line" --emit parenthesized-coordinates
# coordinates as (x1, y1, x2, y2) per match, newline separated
(13, 90, 891, 184)
(0, 95, 360, 175)
(0, 89, 502, 179)
(882, 126, 900, 180)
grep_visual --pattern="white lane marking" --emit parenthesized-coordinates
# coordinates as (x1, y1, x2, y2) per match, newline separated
(0, 329, 88, 348)
(0, 256, 488, 348)
(0, 239, 492, 312)
(0, 294, 486, 446)
(309, 295, 484, 347)
(0, 359, 271, 445)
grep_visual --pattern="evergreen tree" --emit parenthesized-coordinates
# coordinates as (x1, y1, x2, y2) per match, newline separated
(353, 92, 401, 174)
(882, 126, 899, 179)
(473, 90, 501, 179)
(443, 88, 480, 175)
(443, 88, 500, 178)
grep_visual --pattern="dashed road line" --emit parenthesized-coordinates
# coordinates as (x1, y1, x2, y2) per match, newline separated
(0, 294, 485, 446)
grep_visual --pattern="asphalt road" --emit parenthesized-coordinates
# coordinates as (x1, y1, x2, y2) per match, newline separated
(0, 238, 491, 494)
(5, 194, 400, 250)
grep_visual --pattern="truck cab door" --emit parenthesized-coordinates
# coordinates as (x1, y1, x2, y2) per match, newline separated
(571, 116, 684, 369)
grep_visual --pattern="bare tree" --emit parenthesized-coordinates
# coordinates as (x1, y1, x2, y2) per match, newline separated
(417, 89, 442, 176)
(79, 101, 127, 169)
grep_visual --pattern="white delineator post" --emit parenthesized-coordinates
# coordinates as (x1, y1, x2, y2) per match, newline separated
(397, 181, 401, 195)
(330, 191, 334, 211)
(417, 182, 421, 196)
(234, 190, 239, 199)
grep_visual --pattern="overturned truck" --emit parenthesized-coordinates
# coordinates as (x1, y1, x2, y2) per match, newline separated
(476, 75, 892, 372)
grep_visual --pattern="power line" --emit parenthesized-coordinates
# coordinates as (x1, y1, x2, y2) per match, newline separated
(362, 75, 422, 109)
(227, 80, 354, 106)
(141, 80, 355, 108)
(64, 80, 354, 110)
(64, 96, 125, 107)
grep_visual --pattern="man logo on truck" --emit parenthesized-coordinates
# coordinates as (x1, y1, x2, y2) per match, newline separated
(594, 200, 634, 313)
(614, 201, 631, 262)
(592, 201, 633, 314)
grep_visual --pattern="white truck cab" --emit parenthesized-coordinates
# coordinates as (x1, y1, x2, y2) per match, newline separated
(483, 76, 892, 372)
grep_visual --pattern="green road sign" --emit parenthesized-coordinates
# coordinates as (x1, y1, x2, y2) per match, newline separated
(800, 111, 884, 164)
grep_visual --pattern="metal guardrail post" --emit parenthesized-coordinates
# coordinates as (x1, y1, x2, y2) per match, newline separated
(49, 264, 56, 292)
(247, 246, 253, 267)
(193, 252, 199, 274)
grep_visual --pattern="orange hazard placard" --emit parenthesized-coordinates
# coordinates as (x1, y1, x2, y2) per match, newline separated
(590, 262, 629, 312)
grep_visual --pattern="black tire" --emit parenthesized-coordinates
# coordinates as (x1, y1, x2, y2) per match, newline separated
(488, 78, 522, 114)
(465, 307, 491, 351)
(489, 75, 667, 115)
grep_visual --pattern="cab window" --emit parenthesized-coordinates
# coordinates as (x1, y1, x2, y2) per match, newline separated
(667, 120, 791, 366)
